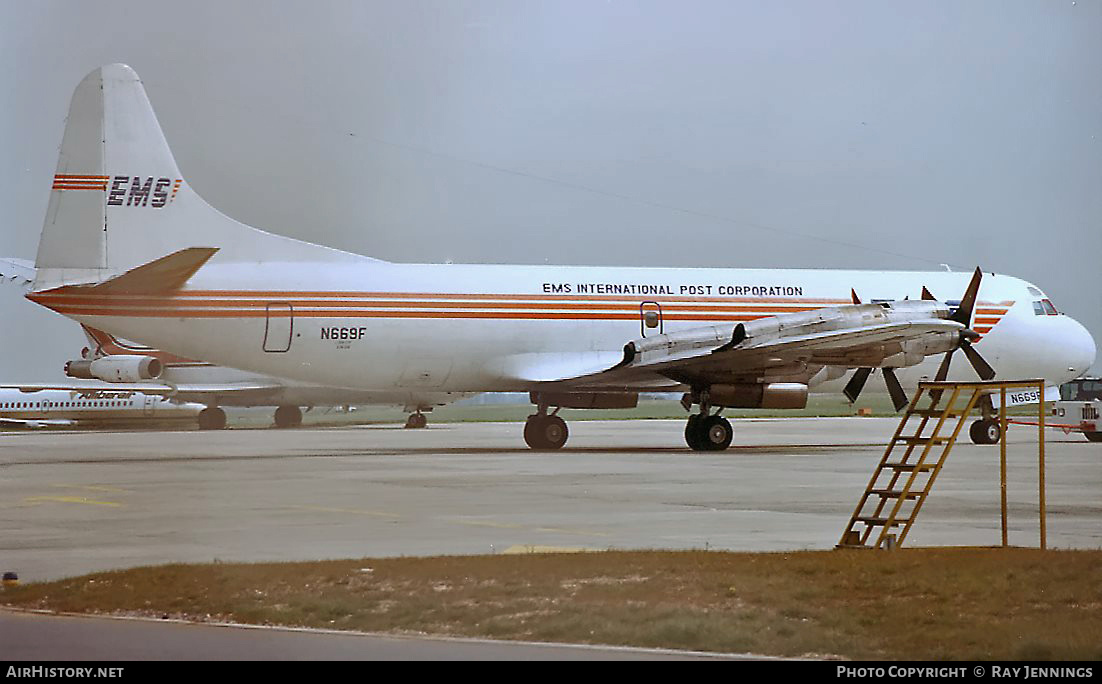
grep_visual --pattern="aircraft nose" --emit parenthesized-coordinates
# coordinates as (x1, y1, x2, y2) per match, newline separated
(1049, 314, 1097, 384)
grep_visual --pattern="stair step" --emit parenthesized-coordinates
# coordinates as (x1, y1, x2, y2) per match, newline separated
(856, 516, 909, 527)
(869, 489, 921, 499)
(910, 409, 966, 418)
(894, 435, 950, 444)
(884, 462, 936, 472)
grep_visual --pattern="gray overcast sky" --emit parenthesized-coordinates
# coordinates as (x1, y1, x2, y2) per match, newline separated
(1, 0, 1099, 382)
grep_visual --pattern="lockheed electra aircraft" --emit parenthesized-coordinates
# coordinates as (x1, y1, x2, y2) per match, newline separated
(25, 65, 1097, 450)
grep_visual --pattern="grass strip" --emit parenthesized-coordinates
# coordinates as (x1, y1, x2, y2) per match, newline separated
(4, 548, 1100, 660)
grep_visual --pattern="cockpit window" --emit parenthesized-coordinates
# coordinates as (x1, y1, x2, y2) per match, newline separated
(1033, 299, 1059, 315)
(1027, 286, 1044, 297)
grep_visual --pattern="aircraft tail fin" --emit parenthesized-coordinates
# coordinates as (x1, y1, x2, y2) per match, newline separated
(34, 64, 370, 292)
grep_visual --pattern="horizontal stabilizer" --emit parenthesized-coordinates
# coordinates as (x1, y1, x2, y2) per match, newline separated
(88, 247, 218, 294)
(0, 258, 36, 286)
(4, 381, 284, 397)
(0, 418, 75, 427)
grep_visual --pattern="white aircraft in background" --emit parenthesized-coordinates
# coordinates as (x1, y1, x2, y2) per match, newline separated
(0, 259, 468, 430)
(0, 386, 202, 429)
(23, 65, 1097, 450)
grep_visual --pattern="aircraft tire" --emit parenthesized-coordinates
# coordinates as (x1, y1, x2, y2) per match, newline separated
(1085, 432, 1102, 443)
(684, 414, 704, 451)
(523, 415, 568, 450)
(699, 415, 733, 451)
(274, 405, 302, 428)
(404, 413, 428, 429)
(198, 407, 227, 430)
(969, 419, 1001, 445)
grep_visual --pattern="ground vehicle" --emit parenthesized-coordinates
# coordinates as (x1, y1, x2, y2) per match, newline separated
(1060, 377, 1102, 402)
(1007, 398, 1101, 442)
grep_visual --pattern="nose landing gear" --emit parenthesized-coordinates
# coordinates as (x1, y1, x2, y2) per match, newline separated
(968, 418, 1003, 445)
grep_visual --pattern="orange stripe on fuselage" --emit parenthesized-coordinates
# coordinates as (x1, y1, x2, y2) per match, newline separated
(28, 289, 1014, 327)
(35, 298, 830, 314)
(168, 290, 853, 305)
(27, 307, 766, 322)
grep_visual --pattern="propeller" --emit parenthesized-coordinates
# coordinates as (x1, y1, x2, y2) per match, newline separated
(843, 288, 912, 411)
(843, 366, 910, 412)
(926, 268, 996, 402)
(844, 267, 996, 411)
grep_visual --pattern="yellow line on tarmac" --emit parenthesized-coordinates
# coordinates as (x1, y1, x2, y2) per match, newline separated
(23, 496, 124, 508)
(51, 484, 131, 493)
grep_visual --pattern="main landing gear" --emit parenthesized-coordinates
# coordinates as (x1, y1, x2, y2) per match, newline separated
(198, 407, 226, 430)
(683, 391, 734, 451)
(274, 405, 303, 428)
(523, 404, 569, 450)
(684, 413, 734, 451)
(404, 411, 428, 429)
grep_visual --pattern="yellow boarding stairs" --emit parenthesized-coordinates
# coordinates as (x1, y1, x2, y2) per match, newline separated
(838, 379, 1047, 550)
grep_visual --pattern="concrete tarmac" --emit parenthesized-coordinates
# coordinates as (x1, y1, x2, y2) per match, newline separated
(1, 417, 1099, 583)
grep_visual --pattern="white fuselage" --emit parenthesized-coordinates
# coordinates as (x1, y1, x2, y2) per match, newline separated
(35, 261, 1097, 398)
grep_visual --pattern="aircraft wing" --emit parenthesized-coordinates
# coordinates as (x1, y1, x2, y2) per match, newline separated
(515, 302, 968, 392)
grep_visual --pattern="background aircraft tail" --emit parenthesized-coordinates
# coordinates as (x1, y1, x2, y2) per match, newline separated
(34, 64, 371, 291)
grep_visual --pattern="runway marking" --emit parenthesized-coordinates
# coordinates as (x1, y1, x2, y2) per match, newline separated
(285, 505, 401, 519)
(51, 484, 131, 493)
(23, 496, 124, 508)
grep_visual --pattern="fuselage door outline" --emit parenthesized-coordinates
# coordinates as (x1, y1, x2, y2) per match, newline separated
(263, 302, 294, 353)
(640, 301, 663, 338)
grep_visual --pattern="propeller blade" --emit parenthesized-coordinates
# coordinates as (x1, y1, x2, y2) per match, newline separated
(882, 368, 909, 412)
(921, 286, 936, 301)
(928, 350, 953, 403)
(934, 350, 953, 382)
(950, 267, 983, 326)
(961, 342, 997, 380)
(843, 367, 872, 404)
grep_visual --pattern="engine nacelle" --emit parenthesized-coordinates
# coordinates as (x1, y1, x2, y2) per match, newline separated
(64, 355, 162, 382)
(709, 383, 809, 409)
(530, 391, 639, 410)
